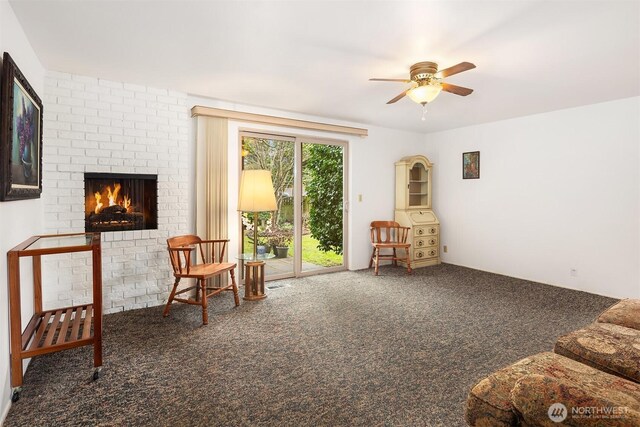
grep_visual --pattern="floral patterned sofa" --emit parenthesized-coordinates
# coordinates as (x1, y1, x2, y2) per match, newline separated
(466, 299, 640, 426)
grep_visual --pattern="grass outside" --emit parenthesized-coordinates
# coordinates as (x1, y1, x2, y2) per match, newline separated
(243, 234, 342, 267)
(297, 235, 343, 267)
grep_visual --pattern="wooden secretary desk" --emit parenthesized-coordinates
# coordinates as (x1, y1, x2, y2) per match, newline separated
(394, 155, 441, 268)
(7, 233, 103, 402)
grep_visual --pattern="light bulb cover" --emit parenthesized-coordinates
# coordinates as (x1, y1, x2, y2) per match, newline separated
(407, 84, 442, 105)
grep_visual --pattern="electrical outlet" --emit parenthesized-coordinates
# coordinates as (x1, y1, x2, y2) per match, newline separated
(570, 268, 577, 277)
(358, 194, 363, 202)
(443, 245, 448, 253)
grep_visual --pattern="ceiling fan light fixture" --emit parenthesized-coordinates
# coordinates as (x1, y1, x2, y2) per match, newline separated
(407, 83, 442, 105)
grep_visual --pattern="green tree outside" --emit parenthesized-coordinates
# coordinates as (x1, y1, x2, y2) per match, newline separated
(305, 144, 343, 254)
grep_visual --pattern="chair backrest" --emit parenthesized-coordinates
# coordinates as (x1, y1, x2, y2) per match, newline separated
(370, 221, 409, 244)
(167, 235, 203, 275)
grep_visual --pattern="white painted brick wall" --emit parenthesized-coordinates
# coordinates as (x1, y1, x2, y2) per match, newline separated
(43, 71, 190, 314)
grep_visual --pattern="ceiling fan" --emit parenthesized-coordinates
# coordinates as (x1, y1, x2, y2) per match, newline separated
(370, 61, 476, 106)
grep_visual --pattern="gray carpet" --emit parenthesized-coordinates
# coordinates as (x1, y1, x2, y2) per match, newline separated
(4, 264, 616, 426)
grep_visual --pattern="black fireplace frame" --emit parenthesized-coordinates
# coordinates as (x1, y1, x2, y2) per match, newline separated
(84, 172, 158, 233)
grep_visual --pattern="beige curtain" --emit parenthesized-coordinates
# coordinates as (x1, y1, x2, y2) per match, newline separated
(195, 116, 229, 267)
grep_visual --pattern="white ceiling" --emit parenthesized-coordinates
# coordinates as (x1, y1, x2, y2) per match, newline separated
(9, 0, 640, 133)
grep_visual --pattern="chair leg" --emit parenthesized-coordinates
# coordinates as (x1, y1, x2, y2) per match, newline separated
(200, 279, 208, 325)
(163, 277, 180, 317)
(406, 249, 412, 274)
(393, 248, 398, 266)
(230, 268, 239, 307)
(369, 248, 375, 268)
(374, 248, 380, 276)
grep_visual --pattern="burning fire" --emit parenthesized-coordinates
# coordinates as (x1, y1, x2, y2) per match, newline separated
(93, 183, 132, 214)
(94, 192, 103, 214)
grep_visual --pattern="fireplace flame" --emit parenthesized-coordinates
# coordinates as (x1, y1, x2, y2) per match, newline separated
(94, 192, 103, 214)
(92, 183, 132, 214)
(107, 184, 121, 207)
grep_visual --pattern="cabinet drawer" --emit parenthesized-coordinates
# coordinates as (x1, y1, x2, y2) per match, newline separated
(414, 246, 438, 260)
(414, 236, 438, 248)
(414, 225, 439, 237)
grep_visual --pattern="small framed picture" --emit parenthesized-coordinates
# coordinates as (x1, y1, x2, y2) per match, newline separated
(0, 52, 44, 201)
(462, 151, 480, 179)
(463, 151, 480, 179)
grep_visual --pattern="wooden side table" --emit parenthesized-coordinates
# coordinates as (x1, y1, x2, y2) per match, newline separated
(7, 233, 103, 402)
(238, 253, 274, 301)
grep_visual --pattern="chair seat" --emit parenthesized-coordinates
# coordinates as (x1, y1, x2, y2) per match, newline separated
(175, 262, 236, 279)
(372, 243, 411, 249)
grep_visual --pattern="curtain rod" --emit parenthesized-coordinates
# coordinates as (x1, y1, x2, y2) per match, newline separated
(191, 106, 368, 137)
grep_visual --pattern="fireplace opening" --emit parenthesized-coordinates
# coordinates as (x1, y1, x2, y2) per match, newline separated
(84, 173, 157, 232)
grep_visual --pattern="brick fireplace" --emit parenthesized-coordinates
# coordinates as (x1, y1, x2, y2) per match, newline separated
(42, 71, 189, 313)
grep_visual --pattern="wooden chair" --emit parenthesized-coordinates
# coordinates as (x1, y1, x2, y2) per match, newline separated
(164, 235, 239, 325)
(369, 221, 412, 276)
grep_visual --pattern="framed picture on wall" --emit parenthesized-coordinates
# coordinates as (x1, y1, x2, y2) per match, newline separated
(462, 151, 480, 179)
(0, 52, 44, 201)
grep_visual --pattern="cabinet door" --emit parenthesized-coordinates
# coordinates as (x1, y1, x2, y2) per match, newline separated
(407, 161, 430, 208)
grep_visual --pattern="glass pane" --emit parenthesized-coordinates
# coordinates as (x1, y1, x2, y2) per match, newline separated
(26, 234, 92, 251)
(409, 163, 428, 206)
(300, 143, 344, 272)
(241, 135, 295, 279)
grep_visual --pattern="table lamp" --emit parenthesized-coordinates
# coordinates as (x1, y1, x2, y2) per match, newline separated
(238, 169, 277, 260)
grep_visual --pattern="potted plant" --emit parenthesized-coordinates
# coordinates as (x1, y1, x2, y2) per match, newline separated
(267, 227, 293, 258)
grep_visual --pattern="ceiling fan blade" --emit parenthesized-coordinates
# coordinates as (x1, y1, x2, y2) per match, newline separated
(370, 78, 412, 83)
(387, 90, 409, 104)
(441, 83, 474, 96)
(436, 62, 476, 78)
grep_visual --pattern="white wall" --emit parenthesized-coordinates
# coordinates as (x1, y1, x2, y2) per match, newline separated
(187, 96, 427, 271)
(0, 0, 45, 421)
(424, 97, 640, 299)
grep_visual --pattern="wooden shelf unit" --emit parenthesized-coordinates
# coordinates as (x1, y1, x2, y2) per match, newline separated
(7, 233, 103, 401)
(395, 155, 441, 268)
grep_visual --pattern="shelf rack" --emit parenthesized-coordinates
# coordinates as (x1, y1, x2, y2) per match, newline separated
(7, 233, 103, 402)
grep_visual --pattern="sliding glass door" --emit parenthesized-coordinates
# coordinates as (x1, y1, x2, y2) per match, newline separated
(240, 132, 347, 280)
(241, 134, 295, 279)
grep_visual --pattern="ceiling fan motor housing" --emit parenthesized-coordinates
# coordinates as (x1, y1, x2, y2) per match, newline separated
(410, 61, 439, 82)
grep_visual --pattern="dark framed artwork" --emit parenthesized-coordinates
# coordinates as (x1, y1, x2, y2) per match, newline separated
(462, 151, 480, 179)
(0, 52, 43, 201)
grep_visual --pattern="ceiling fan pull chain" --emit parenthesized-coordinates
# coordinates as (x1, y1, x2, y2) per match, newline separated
(421, 105, 428, 121)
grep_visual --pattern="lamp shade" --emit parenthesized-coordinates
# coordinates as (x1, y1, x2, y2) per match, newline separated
(407, 84, 442, 105)
(238, 169, 277, 212)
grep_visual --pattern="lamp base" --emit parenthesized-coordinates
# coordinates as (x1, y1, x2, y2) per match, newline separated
(243, 260, 267, 301)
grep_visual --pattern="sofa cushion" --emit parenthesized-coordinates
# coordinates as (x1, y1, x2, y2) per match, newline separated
(465, 352, 623, 426)
(598, 299, 640, 331)
(511, 373, 640, 426)
(554, 322, 640, 383)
